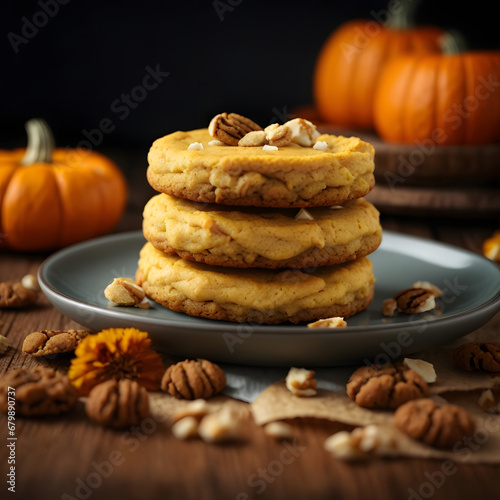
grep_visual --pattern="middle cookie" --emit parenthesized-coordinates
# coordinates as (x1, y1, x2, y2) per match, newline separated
(143, 193, 382, 269)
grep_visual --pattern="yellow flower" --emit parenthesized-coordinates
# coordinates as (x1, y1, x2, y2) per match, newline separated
(68, 328, 165, 396)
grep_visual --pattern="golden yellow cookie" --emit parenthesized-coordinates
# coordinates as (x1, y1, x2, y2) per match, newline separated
(147, 129, 375, 207)
(143, 193, 382, 268)
(136, 242, 375, 324)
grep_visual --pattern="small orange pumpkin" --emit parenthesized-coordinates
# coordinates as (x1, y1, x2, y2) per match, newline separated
(0, 119, 128, 251)
(373, 35, 500, 145)
(314, 7, 443, 129)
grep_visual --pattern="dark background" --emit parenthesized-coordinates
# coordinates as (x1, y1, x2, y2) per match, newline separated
(2, 0, 499, 152)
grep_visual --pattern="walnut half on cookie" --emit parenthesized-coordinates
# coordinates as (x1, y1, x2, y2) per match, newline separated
(346, 363, 428, 409)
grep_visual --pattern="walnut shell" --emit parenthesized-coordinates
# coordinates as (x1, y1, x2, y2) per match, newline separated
(0, 366, 77, 416)
(453, 342, 500, 373)
(346, 363, 428, 409)
(394, 398, 475, 449)
(161, 359, 226, 399)
(85, 379, 150, 429)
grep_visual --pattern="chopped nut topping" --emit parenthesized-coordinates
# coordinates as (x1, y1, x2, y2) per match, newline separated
(0, 335, 9, 355)
(307, 317, 347, 328)
(262, 145, 278, 151)
(403, 358, 437, 383)
(264, 421, 294, 440)
(21, 274, 40, 292)
(313, 140, 328, 151)
(208, 139, 226, 146)
(382, 298, 398, 317)
(238, 130, 267, 147)
(265, 124, 293, 147)
(187, 142, 204, 151)
(209, 112, 262, 146)
(295, 208, 314, 221)
(285, 367, 317, 397)
(104, 277, 150, 309)
(171, 416, 200, 440)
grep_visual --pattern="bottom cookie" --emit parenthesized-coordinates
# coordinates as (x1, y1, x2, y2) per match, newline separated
(136, 242, 375, 324)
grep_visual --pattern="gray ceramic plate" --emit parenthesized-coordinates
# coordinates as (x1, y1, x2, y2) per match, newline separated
(38, 230, 500, 367)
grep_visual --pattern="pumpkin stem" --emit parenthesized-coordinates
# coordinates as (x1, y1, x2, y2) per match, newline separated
(20, 118, 55, 166)
(389, 0, 421, 29)
(440, 30, 468, 55)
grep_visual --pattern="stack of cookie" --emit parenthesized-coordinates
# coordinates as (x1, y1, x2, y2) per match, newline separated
(136, 114, 381, 324)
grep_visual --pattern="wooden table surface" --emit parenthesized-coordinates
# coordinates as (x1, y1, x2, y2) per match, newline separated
(1, 149, 499, 500)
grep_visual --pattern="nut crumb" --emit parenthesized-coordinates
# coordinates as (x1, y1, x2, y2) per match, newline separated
(238, 130, 267, 147)
(307, 317, 347, 328)
(208, 139, 225, 146)
(171, 399, 210, 424)
(264, 421, 294, 440)
(283, 118, 321, 147)
(285, 367, 317, 397)
(313, 140, 328, 151)
(411, 281, 442, 298)
(295, 208, 314, 221)
(265, 124, 293, 147)
(198, 408, 240, 443)
(171, 416, 200, 440)
(0, 335, 9, 355)
(187, 142, 204, 151)
(262, 145, 278, 151)
(382, 298, 397, 317)
(478, 389, 500, 414)
(403, 358, 437, 383)
(0, 282, 38, 308)
(104, 277, 150, 309)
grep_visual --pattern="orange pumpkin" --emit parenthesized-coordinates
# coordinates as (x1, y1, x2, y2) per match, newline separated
(373, 41, 500, 145)
(314, 12, 443, 129)
(0, 119, 128, 251)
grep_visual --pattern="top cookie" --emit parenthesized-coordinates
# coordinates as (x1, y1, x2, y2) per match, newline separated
(147, 128, 375, 208)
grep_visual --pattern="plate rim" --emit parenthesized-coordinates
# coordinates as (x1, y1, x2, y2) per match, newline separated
(38, 229, 500, 336)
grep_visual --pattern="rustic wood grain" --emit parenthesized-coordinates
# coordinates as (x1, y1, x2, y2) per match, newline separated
(1, 151, 499, 500)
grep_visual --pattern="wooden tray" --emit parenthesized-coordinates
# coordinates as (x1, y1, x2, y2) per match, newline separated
(296, 106, 500, 217)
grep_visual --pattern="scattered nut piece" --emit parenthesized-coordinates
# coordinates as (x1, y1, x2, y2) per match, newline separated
(325, 425, 400, 461)
(478, 389, 500, 414)
(238, 130, 267, 147)
(21, 274, 40, 292)
(307, 317, 347, 328)
(208, 139, 226, 146)
(22, 329, 89, 356)
(264, 421, 294, 440)
(382, 298, 398, 317)
(411, 281, 442, 298)
(0, 335, 9, 355)
(262, 145, 278, 151)
(0, 281, 38, 308)
(0, 366, 77, 416)
(187, 142, 204, 151)
(453, 342, 500, 372)
(394, 288, 436, 314)
(208, 112, 262, 146)
(295, 208, 314, 221)
(171, 416, 200, 440)
(403, 358, 437, 383)
(283, 118, 321, 147)
(171, 398, 211, 424)
(104, 277, 150, 309)
(265, 124, 293, 147)
(161, 359, 226, 399)
(346, 362, 428, 409)
(313, 140, 328, 151)
(394, 398, 475, 449)
(198, 408, 240, 443)
(285, 367, 317, 397)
